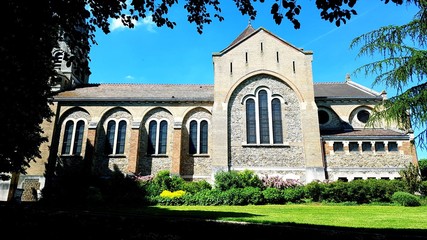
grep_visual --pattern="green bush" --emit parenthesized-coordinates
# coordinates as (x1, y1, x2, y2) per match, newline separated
(420, 181, 427, 196)
(152, 170, 186, 192)
(283, 187, 305, 203)
(262, 187, 284, 204)
(214, 169, 263, 191)
(241, 187, 264, 205)
(399, 163, 422, 194)
(304, 180, 326, 202)
(313, 179, 406, 204)
(185, 189, 223, 205)
(214, 170, 240, 191)
(239, 170, 264, 189)
(391, 191, 421, 207)
(181, 179, 212, 194)
(220, 188, 246, 205)
(364, 179, 406, 203)
(419, 159, 427, 181)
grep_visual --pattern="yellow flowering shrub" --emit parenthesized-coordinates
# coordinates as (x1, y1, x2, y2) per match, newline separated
(160, 190, 186, 199)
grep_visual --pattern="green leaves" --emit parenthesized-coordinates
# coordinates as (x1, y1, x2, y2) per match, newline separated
(350, 3, 427, 150)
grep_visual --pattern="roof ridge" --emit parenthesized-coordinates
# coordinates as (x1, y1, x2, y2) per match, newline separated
(226, 24, 256, 50)
(314, 82, 345, 85)
(346, 80, 381, 96)
(89, 83, 214, 86)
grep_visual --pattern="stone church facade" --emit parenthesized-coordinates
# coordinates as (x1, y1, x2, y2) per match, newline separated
(0, 25, 419, 201)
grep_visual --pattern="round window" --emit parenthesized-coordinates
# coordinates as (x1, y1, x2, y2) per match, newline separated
(318, 110, 330, 124)
(357, 110, 370, 123)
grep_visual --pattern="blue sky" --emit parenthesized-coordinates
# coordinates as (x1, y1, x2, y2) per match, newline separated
(88, 1, 425, 159)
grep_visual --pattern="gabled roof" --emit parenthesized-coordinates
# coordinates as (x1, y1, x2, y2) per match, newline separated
(314, 79, 384, 100)
(54, 79, 384, 102)
(213, 24, 312, 56)
(226, 23, 255, 50)
(53, 84, 214, 102)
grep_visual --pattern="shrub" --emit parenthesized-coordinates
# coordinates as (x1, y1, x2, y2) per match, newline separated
(419, 159, 427, 181)
(391, 191, 421, 207)
(214, 169, 262, 191)
(399, 163, 422, 194)
(220, 188, 246, 205)
(181, 179, 212, 194)
(239, 170, 264, 188)
(241, 187, 264, 205)
(420, 181, 427, 196)
(160, 190, 186, 198)
(261, 175, 303, 190)
(214, 170, 240, 191)
(304, 180, 326, 202)
(187, 189, 223, 205)
(262, 187, 284, 204)
(283, 187, 305, 203)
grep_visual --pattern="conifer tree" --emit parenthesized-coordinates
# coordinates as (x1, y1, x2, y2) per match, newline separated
(350, 1, 427, 150)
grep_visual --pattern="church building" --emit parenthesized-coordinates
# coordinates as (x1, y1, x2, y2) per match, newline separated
(1, 25, 419, 201)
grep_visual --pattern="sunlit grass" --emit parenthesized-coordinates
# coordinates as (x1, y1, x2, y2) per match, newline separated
(139, 204, 427, 229)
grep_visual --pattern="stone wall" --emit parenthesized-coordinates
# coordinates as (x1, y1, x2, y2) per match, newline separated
(227, 74, 306, 179)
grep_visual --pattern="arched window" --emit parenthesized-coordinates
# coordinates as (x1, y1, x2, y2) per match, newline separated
(189, 119, 209, 154)
(258, 90, 270, 143)
(61, 119, 85, 155)
(148, 119, 168, 155)
(246, 99, 256, 144)
(106, 119, 127, 154)
(189, 121, 197, 154)
(271, 98, 283, 143)
(244, 88, 283, 144)
(200, 120, 208, 153)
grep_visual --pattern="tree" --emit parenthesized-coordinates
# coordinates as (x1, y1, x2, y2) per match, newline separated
(0, 1, 56, 180)
(418, 158, 427, 180)
(350, 1, 427, 151)
(0, 0, 418, 180)
(399, 162, 422, 193)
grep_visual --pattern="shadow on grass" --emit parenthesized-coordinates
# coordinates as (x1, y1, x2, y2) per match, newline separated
(1, 202, 427, 240)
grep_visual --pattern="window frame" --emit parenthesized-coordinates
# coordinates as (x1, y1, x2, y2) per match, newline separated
(61, 118, 86, 156)
(105, 118, 128, 155)
(147, 118, 169, 155)
(388, 141, 399, 152)
(188, 118, 210, 155)
(333, 142, 344, 152)
(317, 109, 331, 125)
(242, 87, 285, 145)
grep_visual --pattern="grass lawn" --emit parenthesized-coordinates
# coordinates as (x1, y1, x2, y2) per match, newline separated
(136, 203, 427, 230)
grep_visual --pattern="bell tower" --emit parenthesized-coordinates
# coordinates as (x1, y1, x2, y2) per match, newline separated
(51, 40, 89, 92)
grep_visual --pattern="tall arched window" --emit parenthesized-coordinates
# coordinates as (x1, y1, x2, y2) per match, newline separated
(189, 121, 198, 154)
(271, 98, 283, 143)
(244, 88, 283, 144)
(62, 119, 85, 155)
(189, 119, 209, 154)
(258, 90, 270, 143)
(246, 99, 256, 144)
(106, 119, 127, 155)
(148, 119, 168, 155)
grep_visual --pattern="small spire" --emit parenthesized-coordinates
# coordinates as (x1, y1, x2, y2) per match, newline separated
(345, 73, 351, 82)
(248, 19, 251, 26)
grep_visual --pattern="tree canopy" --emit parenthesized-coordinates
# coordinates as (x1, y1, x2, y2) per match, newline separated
(350, 1, 427, 150)
(0, 0, 421, 180)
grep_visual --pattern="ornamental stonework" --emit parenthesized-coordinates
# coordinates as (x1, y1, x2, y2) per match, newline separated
(63, 109, 91, 121)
